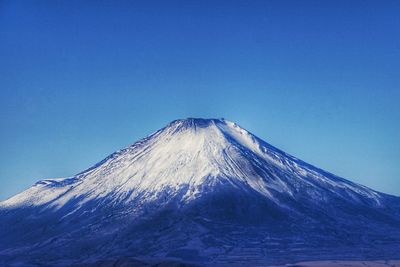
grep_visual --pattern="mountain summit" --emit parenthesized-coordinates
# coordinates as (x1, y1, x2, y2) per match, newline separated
(1, 118, 400, 266)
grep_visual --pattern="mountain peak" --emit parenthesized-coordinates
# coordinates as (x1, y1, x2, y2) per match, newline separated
(163, 118, 248, 143)
(167, 117, 226, 131)
(1, 117, 382, 211)
(2, 118, 399, 266)
(173, 117, 224, 124)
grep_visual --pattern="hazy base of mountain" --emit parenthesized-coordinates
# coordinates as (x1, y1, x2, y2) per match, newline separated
(72, 258, 400, 267)
(72, 257, 200, 267)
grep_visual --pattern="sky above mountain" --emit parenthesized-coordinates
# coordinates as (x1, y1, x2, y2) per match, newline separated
(0, 0, 399, 199)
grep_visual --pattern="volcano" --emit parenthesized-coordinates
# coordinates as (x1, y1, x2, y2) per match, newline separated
(1, 118, 399, 266)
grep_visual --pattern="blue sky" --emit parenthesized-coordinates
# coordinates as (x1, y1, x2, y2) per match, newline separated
(1, 1, 399, 200)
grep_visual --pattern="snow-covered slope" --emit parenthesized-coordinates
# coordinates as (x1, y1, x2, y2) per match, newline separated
(1, 118, 399, 266)
(0, 118, 383, 210)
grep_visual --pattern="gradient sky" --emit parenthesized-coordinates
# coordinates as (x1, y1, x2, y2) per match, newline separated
(1, 1, 400, 200)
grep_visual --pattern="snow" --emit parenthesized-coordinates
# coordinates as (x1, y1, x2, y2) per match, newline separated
(0, 118, 384, 210)
(1, 118, 399, 267)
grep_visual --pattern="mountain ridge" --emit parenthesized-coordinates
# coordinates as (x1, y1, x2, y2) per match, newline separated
(1, 118, 399, 266)
(1, 117, 384, 210)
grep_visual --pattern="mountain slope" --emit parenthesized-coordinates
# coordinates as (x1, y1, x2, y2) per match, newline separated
(1, 118, 399, 266)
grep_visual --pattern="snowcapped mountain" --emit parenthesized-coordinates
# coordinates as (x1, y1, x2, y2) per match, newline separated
(1, 118, 399, 266)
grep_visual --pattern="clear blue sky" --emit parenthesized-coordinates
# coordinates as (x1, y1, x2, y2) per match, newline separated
(1, 1, 399, 200)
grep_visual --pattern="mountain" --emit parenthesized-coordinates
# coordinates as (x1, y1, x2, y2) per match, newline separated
(1, 118, 399, 266)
